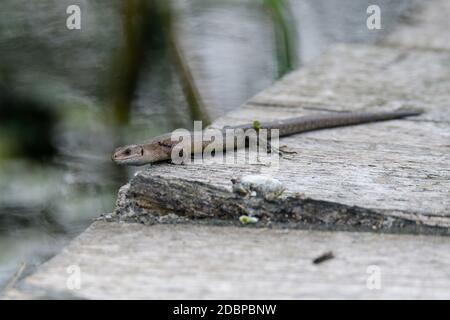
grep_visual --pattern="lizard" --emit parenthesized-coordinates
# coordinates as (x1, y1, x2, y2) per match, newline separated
(112, 109, 422, 166)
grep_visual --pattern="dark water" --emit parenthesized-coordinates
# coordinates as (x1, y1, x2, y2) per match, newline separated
(0, 0, 419, 287)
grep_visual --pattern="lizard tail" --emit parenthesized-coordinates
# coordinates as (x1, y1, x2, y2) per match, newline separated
(263, 108, 423, 137)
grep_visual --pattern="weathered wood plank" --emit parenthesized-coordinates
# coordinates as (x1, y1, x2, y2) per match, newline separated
(113, 43, 450, 233)
(382, 0, 450, 52)
(4, 222, 450, 299)
(247, 45, 450, 122)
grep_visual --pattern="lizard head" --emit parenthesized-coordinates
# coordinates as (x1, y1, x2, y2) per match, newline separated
(112, 144, 146, 166)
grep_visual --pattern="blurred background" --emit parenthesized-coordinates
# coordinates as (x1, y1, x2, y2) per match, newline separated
(0, 0, 420, 288)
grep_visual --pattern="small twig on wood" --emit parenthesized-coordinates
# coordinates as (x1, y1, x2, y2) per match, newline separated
(312, 251, 334, 265)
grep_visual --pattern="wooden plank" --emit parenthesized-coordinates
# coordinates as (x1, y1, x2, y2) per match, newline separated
(4, 222, 450, 299)
(112, 43, 450, 233)
(382, 0, 450, 52)
(247, 45, 450, 122)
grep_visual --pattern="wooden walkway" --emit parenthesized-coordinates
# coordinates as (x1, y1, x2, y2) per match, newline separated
(3, 0, 450, 299)
(113, 43, 450, 233)
(4, 222, 450, 299)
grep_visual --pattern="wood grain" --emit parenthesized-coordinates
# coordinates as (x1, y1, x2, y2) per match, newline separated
(114, 43, 450, 233)
(4, 222, 450, 299)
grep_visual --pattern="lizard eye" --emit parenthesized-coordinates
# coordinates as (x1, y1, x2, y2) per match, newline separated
(124, 149, 131, 156)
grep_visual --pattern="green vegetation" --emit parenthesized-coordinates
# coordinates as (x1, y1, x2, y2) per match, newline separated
(263, 0, 298, 77)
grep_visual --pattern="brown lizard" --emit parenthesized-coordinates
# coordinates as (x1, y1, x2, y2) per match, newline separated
(112, 109, 422, 166)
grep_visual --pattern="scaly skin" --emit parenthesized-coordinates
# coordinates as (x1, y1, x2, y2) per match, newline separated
(112, 109, 422, 166)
